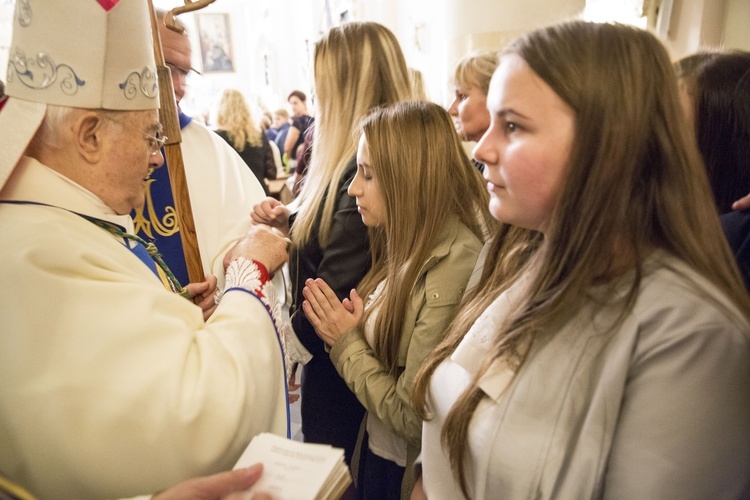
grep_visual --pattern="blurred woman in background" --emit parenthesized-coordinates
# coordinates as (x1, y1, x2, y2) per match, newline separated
(215, 89, 276, 194)
(447, 51, 498, 172)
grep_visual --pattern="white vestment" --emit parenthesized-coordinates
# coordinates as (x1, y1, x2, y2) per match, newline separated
(0, 158, 288, 499)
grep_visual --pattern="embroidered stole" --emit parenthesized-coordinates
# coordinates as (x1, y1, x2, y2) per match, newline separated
(132, 111, 193, 286)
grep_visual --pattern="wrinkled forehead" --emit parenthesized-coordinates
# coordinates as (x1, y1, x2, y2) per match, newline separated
(160, 27, 191, 66)
(116, 109, 162, 131)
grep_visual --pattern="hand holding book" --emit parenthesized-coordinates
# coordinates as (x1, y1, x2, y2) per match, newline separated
(233, 433, 352, 500)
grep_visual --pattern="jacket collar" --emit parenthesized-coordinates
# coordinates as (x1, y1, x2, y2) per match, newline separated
(418, 214, 462, 275)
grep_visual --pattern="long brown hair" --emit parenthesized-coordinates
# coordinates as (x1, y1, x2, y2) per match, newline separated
(412, 21, 750, 498)
(355, 101, 492, 375)
(291, 22, 413, 248)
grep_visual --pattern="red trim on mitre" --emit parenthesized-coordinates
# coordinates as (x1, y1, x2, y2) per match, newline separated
(96, 0, 121, 11)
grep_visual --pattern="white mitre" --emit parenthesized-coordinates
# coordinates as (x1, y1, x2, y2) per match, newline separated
(0, 0, 159, 189)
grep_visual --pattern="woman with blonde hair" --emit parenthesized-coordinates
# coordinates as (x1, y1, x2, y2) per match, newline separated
(215, 89, 276, 194)
(447, 51, 498, 173)
(251, 21, 413, 475)
(301, 101, 492, 498)
(412, 21, 750, 499)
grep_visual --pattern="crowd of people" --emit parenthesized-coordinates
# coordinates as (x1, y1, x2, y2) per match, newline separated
(1, 2, 749, 499)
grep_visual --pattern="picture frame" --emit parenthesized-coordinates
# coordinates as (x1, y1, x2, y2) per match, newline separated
(195, 13, 234, 73)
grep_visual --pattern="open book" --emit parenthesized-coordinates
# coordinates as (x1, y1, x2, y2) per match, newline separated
(233, 433, 351, 499)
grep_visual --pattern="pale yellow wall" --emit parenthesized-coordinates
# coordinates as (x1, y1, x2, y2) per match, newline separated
(723, 0, 750, 50)
(445, 0, 585, 105)
(447, 0, 585, 59)
(661, 0, 749, 59)
(352, 0, 585, 105)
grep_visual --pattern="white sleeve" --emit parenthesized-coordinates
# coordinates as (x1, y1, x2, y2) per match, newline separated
(181, 121, 266, 288)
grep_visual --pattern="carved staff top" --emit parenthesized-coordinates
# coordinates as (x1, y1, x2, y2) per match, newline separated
(165, 0, 216, 34)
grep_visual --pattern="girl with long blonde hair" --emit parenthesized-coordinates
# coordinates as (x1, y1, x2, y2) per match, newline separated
(412, 21, 750, 499)
(251, 22, 413, 475)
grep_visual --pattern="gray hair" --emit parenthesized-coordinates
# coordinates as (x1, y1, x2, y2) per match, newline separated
(28, 105, 122, 153)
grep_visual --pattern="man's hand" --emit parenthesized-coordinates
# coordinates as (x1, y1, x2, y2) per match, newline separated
(152, 463, 272, 500)
(224, 224, 290, 275)
(251, 197, 291, 235)
(184, 274, 218, 321)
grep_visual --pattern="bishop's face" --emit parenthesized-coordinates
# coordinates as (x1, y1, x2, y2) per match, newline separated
(100, 110, 165, 214)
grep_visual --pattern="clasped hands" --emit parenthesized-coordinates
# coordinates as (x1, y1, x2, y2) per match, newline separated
(251, 196, 291, 236)
(223, 224, 290, 274)
(302, 278, 364, 347)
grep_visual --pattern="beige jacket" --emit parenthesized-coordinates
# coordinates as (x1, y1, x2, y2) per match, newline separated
(330, 215, 483, 498)
(422, 253, 750, 499)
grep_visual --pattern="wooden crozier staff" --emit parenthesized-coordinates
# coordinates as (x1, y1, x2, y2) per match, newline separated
(146, 0, 215, 284)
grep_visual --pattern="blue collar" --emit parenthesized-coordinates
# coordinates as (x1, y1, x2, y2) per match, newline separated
(178, 108, 193, 130)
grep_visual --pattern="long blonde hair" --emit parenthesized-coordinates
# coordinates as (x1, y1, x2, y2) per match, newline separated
(216, 88, 262, 149)
(291, 22, 412, 248)
(412, 21, 750, 498)
(355, 101, 492, 375)
(409, 68, 428, 102)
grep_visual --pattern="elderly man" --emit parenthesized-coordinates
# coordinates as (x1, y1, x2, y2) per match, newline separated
(0, 2, 288, 498)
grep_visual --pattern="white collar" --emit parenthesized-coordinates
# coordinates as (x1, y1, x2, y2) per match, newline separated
(1, 156, 135, 233)
(450, 277, 528, 401)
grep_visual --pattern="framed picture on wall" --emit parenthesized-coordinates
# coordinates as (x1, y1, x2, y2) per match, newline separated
(195, 13, 235, 73)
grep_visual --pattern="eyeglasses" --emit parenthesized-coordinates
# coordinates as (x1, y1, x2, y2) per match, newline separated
(165, 61, 201, 82)
(105, 117, 167, 155)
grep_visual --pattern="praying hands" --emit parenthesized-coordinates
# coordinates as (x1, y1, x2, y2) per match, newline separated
(302, 278, 363, 346)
